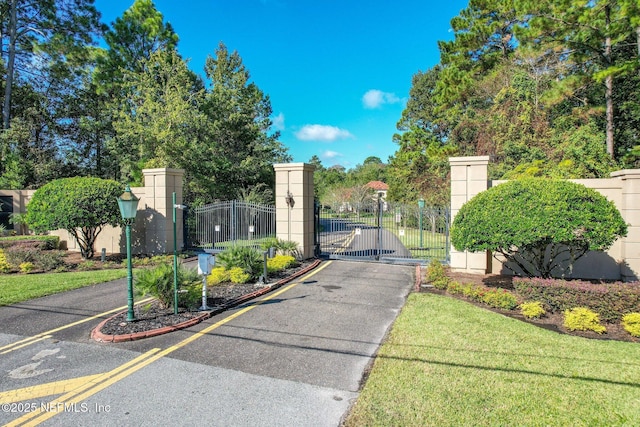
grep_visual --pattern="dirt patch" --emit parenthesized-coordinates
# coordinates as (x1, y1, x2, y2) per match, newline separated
(423, 270, 639, 344)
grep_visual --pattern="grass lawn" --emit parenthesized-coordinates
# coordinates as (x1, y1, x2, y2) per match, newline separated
(0, 269, 128, 306)
(345, 292, 640, 426)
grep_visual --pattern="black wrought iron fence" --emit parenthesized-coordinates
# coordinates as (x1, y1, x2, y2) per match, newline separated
(185, 200, 275, 252)
(316, 198, 449, 264)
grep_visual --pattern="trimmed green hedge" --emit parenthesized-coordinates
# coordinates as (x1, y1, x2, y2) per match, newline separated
(514, 277, 640, 322)
(0, 235, 59, 250)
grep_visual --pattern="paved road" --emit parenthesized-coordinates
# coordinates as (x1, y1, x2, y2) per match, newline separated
(0, 260, 414, 426)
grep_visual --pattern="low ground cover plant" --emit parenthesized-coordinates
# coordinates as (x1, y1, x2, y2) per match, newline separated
(267, 254, 297, 273)
(563, 307, 607, 333)
(519, 301, 546, 319)
(426, 260, 640, 339)
(622, 313, 640, 337)
(514, 277, 640, 323)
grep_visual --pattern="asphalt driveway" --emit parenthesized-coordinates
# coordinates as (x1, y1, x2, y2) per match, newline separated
(0, 260, 414, 426)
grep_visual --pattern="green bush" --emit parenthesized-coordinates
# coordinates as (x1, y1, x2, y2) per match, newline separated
(33, 250, 65, 271)
(207, 267, 230, 286)
(228, 267, 251, 284)
(445, 280, 465, 295)
(461, 283, 484, 300)
(621, 313, 640, 338)
(445, 280, 518, 310)
(519, 301, 546, 319)
(426, 260, 450, 290)
(451, 179, 627, 278)
(514, 277, 640, 322)
(25, 177, 123, 259)
(267, 255, 297, 273)
(0, 235, 59, 250)
(135, 263, 200, 309)
(178, 283, 202, 310)
(216, 246, 263, 279)
(4, 246, 65, 272)
(563, 307, 606, 334)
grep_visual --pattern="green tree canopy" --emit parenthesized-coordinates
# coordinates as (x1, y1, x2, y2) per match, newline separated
(451, 179, 628, 278)
(25, 177, 124, 259)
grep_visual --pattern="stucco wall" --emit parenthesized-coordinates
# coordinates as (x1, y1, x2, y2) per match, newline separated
(0, 168, 184, 256)
(449, 157, 639, 281)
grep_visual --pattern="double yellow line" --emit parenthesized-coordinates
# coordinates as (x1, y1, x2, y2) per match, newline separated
(0, 298, 153, 355)
(4, 261, 332, 426)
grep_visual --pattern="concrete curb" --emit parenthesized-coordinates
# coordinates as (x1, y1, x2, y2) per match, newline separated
(91, 259, 323, 343)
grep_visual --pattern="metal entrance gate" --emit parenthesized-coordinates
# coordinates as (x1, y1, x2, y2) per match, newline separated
(185, 200, 275, 252)
(316, 198, 449, 264)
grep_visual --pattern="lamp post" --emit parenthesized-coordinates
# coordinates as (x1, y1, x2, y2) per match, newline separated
(418, 198, 425, 248)
(173, 192, 186, 315)
(117, 185, 139, 322)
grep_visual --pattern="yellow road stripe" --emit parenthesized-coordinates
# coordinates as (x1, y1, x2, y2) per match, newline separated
(6, 261, 333, 426)
(0, 297, 154, 354)
(0, 375, 103, 404)
(0, 336, 53, 355)
(335, 231, 356, 254)
(5, 349, 161, 427)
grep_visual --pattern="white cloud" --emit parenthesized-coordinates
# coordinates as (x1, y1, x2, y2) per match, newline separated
(362, 89, 401, 109)
(295, 124, 353, 142)
(322, 150, 342, 159)
(272, 112, 285, 131)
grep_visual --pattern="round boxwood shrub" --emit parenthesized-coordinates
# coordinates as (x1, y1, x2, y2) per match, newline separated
(451, 179, 627, 278)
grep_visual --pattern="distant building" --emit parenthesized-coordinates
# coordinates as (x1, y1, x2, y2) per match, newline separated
(365, 181, 389, 210)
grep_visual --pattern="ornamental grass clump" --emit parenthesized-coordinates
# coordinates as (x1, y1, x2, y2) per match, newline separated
(135, 263, 201, 309)
(563, 307, 606, 334)
(621, 313, 640, 338)
(216, 246, 263, 279)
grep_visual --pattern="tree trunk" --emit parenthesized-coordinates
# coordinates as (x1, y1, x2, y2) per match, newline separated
(605, 74, 614, 157)
(637, 26, 640, 75)
(604, 4, 614, 158)
(3, 0, 17, 130)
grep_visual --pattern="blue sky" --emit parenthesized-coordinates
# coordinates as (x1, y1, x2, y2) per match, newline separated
(94, 0, 468, 169)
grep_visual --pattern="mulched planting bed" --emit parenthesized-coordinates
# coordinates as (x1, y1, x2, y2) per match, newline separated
(426, 270, 639, 344)
(96, 259, 317, 337)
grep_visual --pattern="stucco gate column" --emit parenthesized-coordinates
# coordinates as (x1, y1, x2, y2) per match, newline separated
(141, 168, 185, 255)
(610, 169, 640, 281)
(273, 163, 316, 259)
(449, 156, 490, 274)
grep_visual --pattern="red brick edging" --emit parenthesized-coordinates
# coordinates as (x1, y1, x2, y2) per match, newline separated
(91, 259, 323, 343)
(414, 264, 422, 292)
